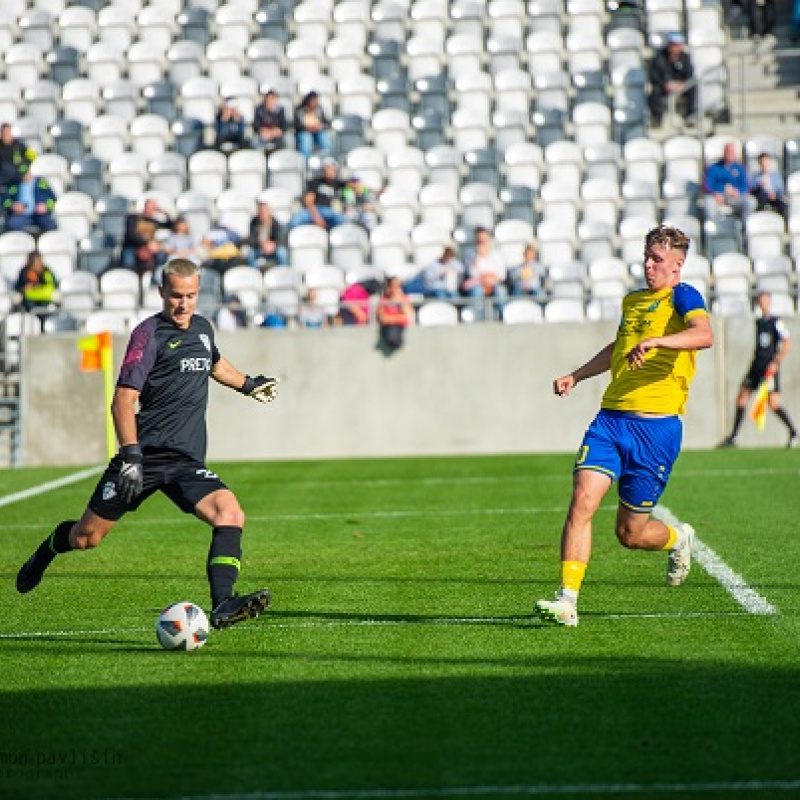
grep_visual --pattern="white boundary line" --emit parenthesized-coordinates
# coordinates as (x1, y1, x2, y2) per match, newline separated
(0, 466, 103, 509)
(0, 611, 758, 641)
(654, 505, 777, 616)
(106, 779, 800, 799)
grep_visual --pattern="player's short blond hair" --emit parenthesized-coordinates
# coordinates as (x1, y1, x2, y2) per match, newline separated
(161, 258, 200, 286)
(645, 225, 690, 254)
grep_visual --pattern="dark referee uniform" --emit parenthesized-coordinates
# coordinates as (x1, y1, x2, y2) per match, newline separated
(742, 314, 790, 393)
(89, 312, 229, 520)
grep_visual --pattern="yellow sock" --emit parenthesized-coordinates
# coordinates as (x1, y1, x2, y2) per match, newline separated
(561, 560, 587, 598)
(662, 525, 678, 551)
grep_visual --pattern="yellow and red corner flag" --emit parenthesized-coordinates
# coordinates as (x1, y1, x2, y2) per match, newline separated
(749, 379, 769, 432)
(78, 332, 116, 458)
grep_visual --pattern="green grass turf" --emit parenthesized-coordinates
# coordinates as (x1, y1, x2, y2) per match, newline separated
(0, 450, 798, 800)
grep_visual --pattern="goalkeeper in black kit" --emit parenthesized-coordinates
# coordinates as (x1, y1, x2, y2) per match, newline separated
(16, 258, 278, 630)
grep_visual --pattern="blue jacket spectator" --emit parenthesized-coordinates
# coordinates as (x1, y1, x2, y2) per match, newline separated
(2, 167, 57, 233)
(703, 142, 755, 221)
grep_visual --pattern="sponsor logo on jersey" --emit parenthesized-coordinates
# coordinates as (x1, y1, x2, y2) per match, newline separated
(181, 357, 212, 372)
(102, 481, 117, 501)
(168, 340, 182, 349)
(199, 334, 211, 353)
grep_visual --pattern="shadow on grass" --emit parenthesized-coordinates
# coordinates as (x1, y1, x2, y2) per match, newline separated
(0, 657, 799, 800)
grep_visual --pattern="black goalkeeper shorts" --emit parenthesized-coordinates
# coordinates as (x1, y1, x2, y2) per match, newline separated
(88, 448, 229, 522)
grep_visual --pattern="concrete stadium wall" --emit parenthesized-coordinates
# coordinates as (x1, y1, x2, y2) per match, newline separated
(20, 317, 800, 467)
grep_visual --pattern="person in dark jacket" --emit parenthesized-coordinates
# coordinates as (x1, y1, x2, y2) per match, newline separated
(648, 32, 697, 127)
(252, 90, 288, 154)
(0, 123, 34, 189)
(2, 167, 57, 233)
(15, 251, 57, 312)
(248, 195, 288, 269)
(214, 97, 247, 153)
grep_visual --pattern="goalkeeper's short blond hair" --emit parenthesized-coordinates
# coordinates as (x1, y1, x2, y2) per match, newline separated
(162, 258, 200, 286)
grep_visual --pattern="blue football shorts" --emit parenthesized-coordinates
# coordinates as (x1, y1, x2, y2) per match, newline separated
(573, 410, 683, 513)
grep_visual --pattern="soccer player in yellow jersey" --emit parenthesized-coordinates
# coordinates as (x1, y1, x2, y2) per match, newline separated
(535, 226, 714, 627)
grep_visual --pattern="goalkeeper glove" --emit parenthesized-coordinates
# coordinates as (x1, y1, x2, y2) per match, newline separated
(239, 375, 279, 403)
(118, 444, 144, 504)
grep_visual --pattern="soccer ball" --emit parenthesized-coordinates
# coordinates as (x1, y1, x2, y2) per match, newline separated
(155, 601, 209, 651)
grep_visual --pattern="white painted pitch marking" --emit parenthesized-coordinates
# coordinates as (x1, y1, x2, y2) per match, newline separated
(0, 611, 756, 641)
(233, 467, 798, 490)
(654, 505, 777, 615)
(0, 466, 103, 510)
(106, 779, 800, 799)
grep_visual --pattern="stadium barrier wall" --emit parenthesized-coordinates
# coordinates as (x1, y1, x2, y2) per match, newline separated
(20, 317, 799, 466)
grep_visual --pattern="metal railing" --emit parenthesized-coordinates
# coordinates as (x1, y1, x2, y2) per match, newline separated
(669, 45, 800, 138)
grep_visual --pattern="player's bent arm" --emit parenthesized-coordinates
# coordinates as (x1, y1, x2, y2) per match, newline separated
(211, 356, 246, 390)
(644, 315, 714, 353)
(111, 386, 141, 447)
(554, 342, 614, 396)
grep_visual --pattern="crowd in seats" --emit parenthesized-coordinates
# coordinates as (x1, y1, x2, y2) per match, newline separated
(0, 0, 796, 339)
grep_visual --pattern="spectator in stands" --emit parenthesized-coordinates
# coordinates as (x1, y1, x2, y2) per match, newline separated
(750, 152, 787, 218)
(0, 123, 34, 190)
(215, 294, 248, 331)
(336, 278, 381, 326)
(214, 97, 247, 153)
(2, 166, 57, 234)
(248, 195, 288, 270)
(163, 215, 204, 263)
(121, 198, 173, 278)
(704, 141, 756, 222)
(201, 223, 246, 275)
(298, 287, 331, 329)
(748, 0, 776, 37)
(14, 251, 57, 312)
(462, 227, 509, 320)
(403, 245, 465, 299)
(507, 242, 546, 299)
(341, 174, 378, 231)
(252, 90, 288, 155)
(294, 91, 333, 160)
(288, 158, 347, 230)
(376, 276, 414, 355)
(647, 32, 696, 128)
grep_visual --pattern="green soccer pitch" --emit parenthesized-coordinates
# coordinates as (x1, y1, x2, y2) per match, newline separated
(0, 449, 798, 800)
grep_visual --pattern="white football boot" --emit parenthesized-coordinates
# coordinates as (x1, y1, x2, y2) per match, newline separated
(666, 523, 695, 587)
(534, 595, 579, 627)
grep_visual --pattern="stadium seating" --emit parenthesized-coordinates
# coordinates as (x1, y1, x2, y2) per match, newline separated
(0, 0, 794, 338)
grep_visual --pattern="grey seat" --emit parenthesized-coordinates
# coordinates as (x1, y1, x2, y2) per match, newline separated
(412, 110, 447, 152)
(50, 119, 86, 163)
(47, 46, 81, 86)
(171, 117, 205, 159)
(376, 75, 411, 114)
(70, 156, 105, 197)
(465, 147, 501, 188)
(143, 81, 179, 120)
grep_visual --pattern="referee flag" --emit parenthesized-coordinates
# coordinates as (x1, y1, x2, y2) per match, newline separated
(749, 380, 769, 432)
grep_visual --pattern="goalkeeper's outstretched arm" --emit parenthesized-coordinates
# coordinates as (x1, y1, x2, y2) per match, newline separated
(212, 357, 279, 403)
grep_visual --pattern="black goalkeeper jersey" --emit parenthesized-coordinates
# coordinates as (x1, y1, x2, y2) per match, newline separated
(752, 315, 789, 368)
(117, 313, 221, 462)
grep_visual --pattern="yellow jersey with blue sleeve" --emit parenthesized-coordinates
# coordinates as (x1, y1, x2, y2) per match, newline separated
(601, 283, 709, 415)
